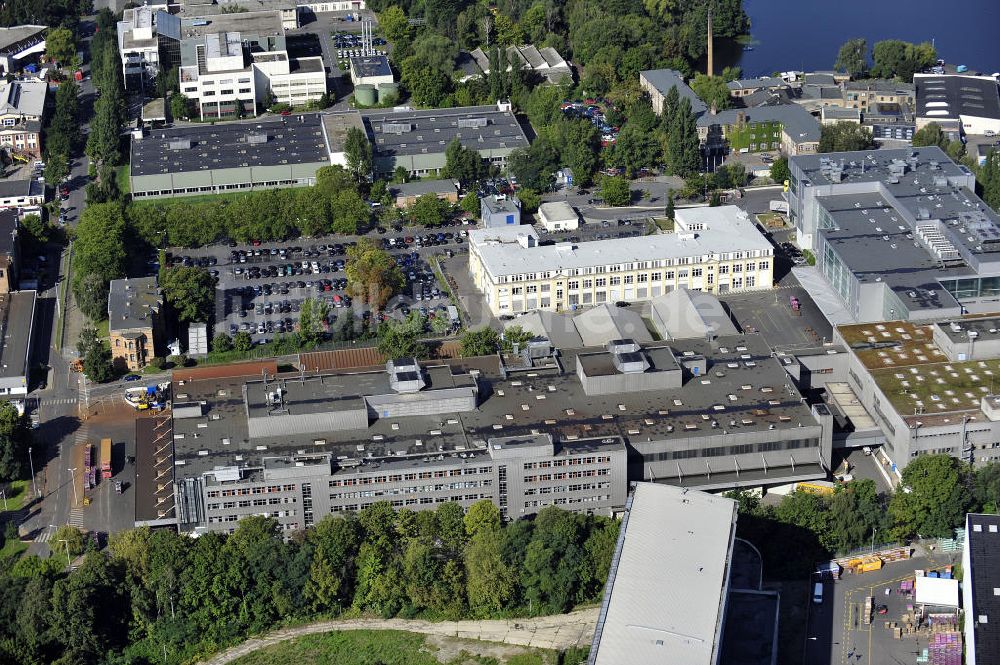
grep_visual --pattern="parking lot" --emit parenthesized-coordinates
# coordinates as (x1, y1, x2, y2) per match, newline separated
(171, 231, 469, 344)
(806, 547, 962, 665)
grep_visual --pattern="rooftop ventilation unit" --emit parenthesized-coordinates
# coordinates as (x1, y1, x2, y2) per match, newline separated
(606, 339, 641, 355)
(457, 117, 489, 128)
(382, 122, 412, 134)
(387, 357, 426, 393)
(612, 350, 649, 374)
(246, 133, 268, 144)
(168, 139, 192, 150)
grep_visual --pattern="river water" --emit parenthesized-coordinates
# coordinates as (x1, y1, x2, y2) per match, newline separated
(714, 0, 1000, 77)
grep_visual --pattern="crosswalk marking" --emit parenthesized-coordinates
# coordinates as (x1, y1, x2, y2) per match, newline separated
(68, 508, 84, 529)
(35, 525, 53, 543)
(40, 398, 77, 406)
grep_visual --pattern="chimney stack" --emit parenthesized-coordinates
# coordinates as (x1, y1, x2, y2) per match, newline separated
(706, 6, 714, 77)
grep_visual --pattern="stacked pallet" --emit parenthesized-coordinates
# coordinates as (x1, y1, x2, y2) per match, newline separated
(929, 632, 961, 665)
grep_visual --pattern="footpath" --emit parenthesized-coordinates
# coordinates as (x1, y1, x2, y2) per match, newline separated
(199, 607, 600, 664)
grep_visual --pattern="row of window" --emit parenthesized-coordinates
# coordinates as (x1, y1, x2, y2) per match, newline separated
(641, 438, 821, 462)
(206, 496, 297, 511)
(209, 509, 296, 524)
(207, 484, 296, 498)
(522, 456, 613, 470)
(524, 481, 611, 495)
(523, 468, 611, 482)
(507, 264, 768, 293)
(331, 494, 489, 512)
(524, 495, 610, 508)
(329, 466, 493, 486)
(329, 480, 491, 499)
(496, 254, 770, 283)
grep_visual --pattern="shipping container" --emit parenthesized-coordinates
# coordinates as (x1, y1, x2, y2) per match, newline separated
(100, 438, 112, 479)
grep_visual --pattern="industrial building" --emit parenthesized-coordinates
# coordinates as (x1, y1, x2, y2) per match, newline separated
(0, 178, 44, 212)
(640, 69, 707, 117)
(363, 102, 530, 178)
(0, 25, 46, 74)
(138, 332, 832, 534)
(649, 288, 738, 340)
(963, 512, 1000, 665)
(590, 483, 737, 665)
(537, 201, 579, 231)
(468, 206, 773, 316)
(388, 180, 459, 208)
(128, 113, 352, 198)
(0, 290, 35, 397)
(785, 146, 1000, 324)
(914, 73, 1000, 138)
(481, 194, 521, 228)
(697, 105, 821, 157)
(467, 44, 571, 85)
(119, 8, 323, 112)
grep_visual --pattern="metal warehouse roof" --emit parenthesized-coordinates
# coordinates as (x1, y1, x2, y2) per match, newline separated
(590, 482, 737, 665)
(363, 104, 529, 158)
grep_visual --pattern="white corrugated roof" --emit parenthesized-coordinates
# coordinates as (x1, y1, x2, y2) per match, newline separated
(591, 483, 737, 665)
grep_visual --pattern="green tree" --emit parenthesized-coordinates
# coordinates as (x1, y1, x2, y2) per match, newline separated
(981, 149, 1000, 212)
(410, 192, 447, 226)
(18, 213, 50, 249)
(460, 192, 480, 217)
(827, 479, 887, 554)
(83, 343, 114, 382)
(460, 327, 500, 357)
(912, 122, 948, 149)
(45, 26, 76, 66)
(666, 97, 702, 176)
(331, 190, 370, 234)
(507, 141, 558, 192)
(159, 266, 216, 323)
(769, 156, 790, 184)
(819, 122, 875, 152)
(392, 165, 410, 184)
(74, 272, 109, 321)
(298, 298, 330, 346)
(52, 525, 86, 558)
(690, 73, 731, 110)
(444, 138, 485, 187)
(871, 39, 936, 81)
(834, 38, 868, 77)
(889, 454, 969, 539)
(212, 332, 233, 352)
(170, 93, 195, 120)
(665, 193, 675, 220)
(377, 312, 427, 359)
(463, 500, 501, 538)
(344, 127, 373, 182)
(44, 151, 70, 185)
(72, 203, 127, 310)
(600, 176, 631, 207)
(379, 5, 411, 44)
(0, 400, 30, 481)
(346, 239, 404, 310)
(973, 462, 1000, 513)
(464, 527, 516, 616)
(233, 331, 253, 354)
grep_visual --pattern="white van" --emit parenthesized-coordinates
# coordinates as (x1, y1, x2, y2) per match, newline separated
(813, 582, 824, 604)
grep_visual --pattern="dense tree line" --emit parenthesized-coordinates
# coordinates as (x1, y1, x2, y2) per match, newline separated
(833, 37, 937, 81)
(85, 9, 128, 204)
(0, 0, 88, 28)
(734, 455, 1000, 577)
(977, 148, 1000, 213)
(0, 502, 617, 665)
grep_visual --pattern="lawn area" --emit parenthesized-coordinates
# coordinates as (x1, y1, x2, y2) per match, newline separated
(130, 190, 252, 206)
(0, 538, 27, 560)
(116, 164, 131, 195)
(230, 630, 559, 665)
(1, 480, 30, 513)
(755, 212, 786, 229)
(94, 318, 110, 340)
(652, 216, 674, 232)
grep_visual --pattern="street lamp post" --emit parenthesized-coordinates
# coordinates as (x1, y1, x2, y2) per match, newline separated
(67, 467, 78, 506)
(57, 538, 71, 568)
(28, 446, 38, 498)
(1, 489, 6, 511)
(871, 527, 878, 554)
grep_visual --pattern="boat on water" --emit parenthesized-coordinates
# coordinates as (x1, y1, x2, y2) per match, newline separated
(743, 45, 754, 51)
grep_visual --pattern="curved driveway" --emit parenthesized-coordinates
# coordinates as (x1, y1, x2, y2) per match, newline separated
(199, 608, 600, 664)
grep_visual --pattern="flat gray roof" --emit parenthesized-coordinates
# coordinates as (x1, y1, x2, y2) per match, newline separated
(169, 334, 819, 480)
(179, 10, 284, 40)
(350, 55, 392, 79)
(390, 179, 459, 198)
(934, 316, 1000, 344)
(108, 277, 162, 332)
(131, 114, 331, 176)
(590, 482, 737, 665)
(0, 290, 34, 380)
(363, 105, 529, 158)
(817, 191, 967, 312)
(640, 69, 708, 116)
(915, 74, 1000, 121)
(0, 25, 45, 53)
(728, 76, 785, 91)
(482, 195, 520, 215)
